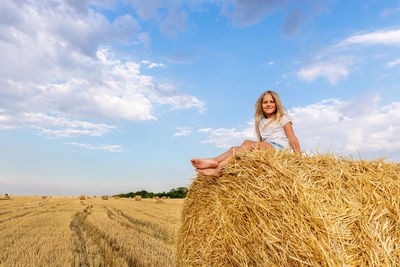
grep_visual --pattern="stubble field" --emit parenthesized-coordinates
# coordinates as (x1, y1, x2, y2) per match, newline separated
(0, 196, 184, 266)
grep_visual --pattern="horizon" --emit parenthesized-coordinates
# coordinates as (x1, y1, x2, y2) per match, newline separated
(1, 0, 400, 196)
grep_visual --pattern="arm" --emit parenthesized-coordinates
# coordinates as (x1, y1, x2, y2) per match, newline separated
(283, 122, 301, 153)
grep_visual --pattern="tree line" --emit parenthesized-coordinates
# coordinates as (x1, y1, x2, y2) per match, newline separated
(113, 187, 188, 199)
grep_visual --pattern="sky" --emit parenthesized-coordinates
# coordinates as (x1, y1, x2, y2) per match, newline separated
(1, 0, 400, 196)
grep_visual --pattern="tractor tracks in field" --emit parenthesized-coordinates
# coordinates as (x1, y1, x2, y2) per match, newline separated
(104, 206, 174, 244)
(69, 204, 92, 266)
(0, 201, 47, 223)
(0, 199, 78, 226)
(69, 204, 138, 266)
(0, 210, 37, 224)
(0, 201, 49, 224)
(0, 211, 10, 216)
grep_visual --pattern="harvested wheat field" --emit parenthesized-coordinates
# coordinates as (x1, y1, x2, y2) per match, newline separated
(178, 149, 400, 266)
(0, 196, 183, 266)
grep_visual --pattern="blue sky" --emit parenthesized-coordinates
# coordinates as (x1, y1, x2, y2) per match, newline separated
(1, 0, 400, 196)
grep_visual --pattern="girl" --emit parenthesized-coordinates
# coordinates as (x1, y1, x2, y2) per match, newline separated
(191, 90, 300, 177)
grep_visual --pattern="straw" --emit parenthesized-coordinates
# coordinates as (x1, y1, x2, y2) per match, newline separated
(177, 149, 400, 266)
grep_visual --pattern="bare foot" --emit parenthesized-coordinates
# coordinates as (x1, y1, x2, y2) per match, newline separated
(196, 167, 222, 177)
(190, 158, 218, 169)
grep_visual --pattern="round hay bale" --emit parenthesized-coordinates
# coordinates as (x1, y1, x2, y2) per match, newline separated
(135, 195, 142, 201)
(41, 196, 47, 199)
(79, 195, 86, 200)
(177, 149, 400, 266)
(155, 196, 160, 200)
(161, 196, 167, 200)
(101, 195, 109, 200)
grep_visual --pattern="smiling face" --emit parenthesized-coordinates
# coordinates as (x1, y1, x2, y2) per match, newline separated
(262, 93, 276, 118)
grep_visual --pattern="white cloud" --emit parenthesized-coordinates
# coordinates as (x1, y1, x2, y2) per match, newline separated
(174, 127, 192, 137)
(386, 58, 400, 68)
(65, 142, 123, 152)
(201, 121, 256, 149)
(148, 63, 165, 69)
(200, 95, 400, 159)
(337, 28, 400, 47)
(297, 27, 400, 85)
(290, 96, 400, 158)
(0, 1, 205, 137)
(198, 128, 212, 133)
(0, 114, 10, 121)
(0, 112, 115, 138)
(0, 125, 16, 130)
(297, 56, 353, 85)
(141, 60, 165, 69)
(1, 50, 158, 122)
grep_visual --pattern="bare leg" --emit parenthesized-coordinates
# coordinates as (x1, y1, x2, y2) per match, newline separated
(195, 157, 230, 177)
(190, 158, 218, 169)
(191, 146, 239, 169)
(196, 140, 273, 177)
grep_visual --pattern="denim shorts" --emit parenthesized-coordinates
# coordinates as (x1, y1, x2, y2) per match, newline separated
(269, 141, 284, 150)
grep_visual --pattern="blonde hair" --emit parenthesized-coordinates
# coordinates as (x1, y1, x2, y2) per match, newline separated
(254, 91, 287, 142)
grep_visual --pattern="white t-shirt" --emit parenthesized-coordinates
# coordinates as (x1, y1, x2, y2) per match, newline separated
(259, 114, 292, 148)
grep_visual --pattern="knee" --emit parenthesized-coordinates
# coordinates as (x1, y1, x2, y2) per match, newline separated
(241, 140, 254, 149)
(230, 146, 239, 151)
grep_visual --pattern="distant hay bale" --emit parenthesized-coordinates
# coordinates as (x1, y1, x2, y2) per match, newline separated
(167, 196, 170, 199)
(177, 149, 400, 266)
(101, 195, 109, 200)
(156, 199, 164, 204)
(155, 196, 160, 200)
(114, 196, 120, 199)
(41, 196, 47, 199)
(79, 195, 86, 200)
(135, 195, 142, 201)
(161, 196, 167, 200)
